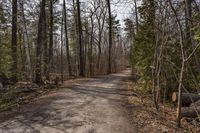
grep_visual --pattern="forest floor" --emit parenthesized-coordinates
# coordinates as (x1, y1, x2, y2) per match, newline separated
(126, 78, 198, 133)
(0, 69, 197, 133)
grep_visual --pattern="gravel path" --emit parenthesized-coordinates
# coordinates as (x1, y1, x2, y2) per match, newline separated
(0, 69, 135, 133)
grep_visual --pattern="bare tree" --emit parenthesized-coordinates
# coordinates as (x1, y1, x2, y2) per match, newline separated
(61, 10, 64, 83)
(19, 0, 33, 81)
(76, 0, 84, 76)
(89, 11, 94, 76)
(185, 0, 200, 73)
(63, 0, 72, 76)
(107, 0, 112, 74)
(11, 0, 18, 83)
(35, 0, 46, 85)
(48, 0, 54, 77)
(169, 0, 200, 127)
(92, 0, 107, 72)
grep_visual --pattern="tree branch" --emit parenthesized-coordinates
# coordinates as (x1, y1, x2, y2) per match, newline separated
(185, 43, 200, 62)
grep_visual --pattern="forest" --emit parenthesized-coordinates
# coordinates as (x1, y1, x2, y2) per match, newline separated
(0, 0, 200, 132)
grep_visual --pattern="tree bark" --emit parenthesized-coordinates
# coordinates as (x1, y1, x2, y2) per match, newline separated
(48, 0, 54, 77)
(72, 0, 79, 76)
(63, 0, 72, 76)
(107, 0, 112, 74)
(89, 13, 94, 76)
(76, 0, 84, 76)
(148, 0, 158, 110)
(169, 0, 185, 127)
(182, 106, 200, 118)
(172, 92, 200, 105)
(61, 11, 64, 83)
(11, 0, 18, 83)
(19, 0, 33, 81)
(43, 1, 48, 78)
(35, 0, 46, 85)
(190, 100, 200, 107)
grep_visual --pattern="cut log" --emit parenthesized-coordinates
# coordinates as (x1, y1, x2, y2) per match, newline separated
(15, 82, 39, 93)
(182, 106, 200, 118)
(172, 92, 200, 105)
(191, 100, 200, 107)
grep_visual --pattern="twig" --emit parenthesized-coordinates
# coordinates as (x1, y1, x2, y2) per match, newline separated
(185, 43, 200, 62)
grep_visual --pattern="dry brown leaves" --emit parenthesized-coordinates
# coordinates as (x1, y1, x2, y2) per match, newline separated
(126, 79, 199, 133)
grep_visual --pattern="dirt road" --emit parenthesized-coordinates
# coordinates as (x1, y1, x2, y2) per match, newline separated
(0, 69, 135, 133)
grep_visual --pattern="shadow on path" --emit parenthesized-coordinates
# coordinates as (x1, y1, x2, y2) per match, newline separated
(0, 69, 135, 133)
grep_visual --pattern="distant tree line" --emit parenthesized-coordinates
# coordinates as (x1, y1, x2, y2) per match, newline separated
(0, 0, 128, 85)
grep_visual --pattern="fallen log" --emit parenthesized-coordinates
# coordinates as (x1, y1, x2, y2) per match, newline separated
(182, 106, 200, 118)
(15, 82, 39, 93)
(172, 92, 200, 106)
(191, 100, 200, 107)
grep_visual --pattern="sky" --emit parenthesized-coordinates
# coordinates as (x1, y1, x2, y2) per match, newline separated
(111, 0, 133, 27)
(58, 0, 134, 28)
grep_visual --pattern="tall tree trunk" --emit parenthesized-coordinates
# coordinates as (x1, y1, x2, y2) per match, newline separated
(134, 0, 139, 33)
(35, 0, 46, 85)
(76, 0, 84, 76)
(63, 0, 72, 76)
(97, 27, 102, 73)
(19, 0, 33, 81)
(61, 12, 64, 83)
(72, 0, 79, 76)
(48, 0, 54, 78)
(185, 0, 200, 73)
(11, 0, 18, 83)
(97, 17, 102, 73)
(147, 0, 158, 110)
(43, 3, 48, 78)
(89, 14, 94, 76)
(107, 0, 112, 74)
(18, 29, 25, 78)
(169, 0, 185, 127)
(85, 12, 89, 75)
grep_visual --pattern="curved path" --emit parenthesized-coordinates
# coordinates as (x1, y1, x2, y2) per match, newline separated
(0, 69, 135, 133)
